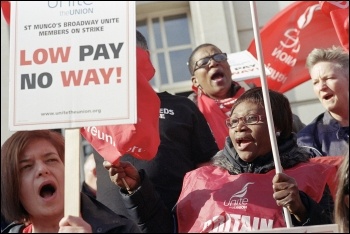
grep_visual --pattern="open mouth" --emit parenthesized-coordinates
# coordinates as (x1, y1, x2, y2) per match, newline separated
(323, 94, 333, 100)
(235, 137, 251, 147)
(211, 71, 224, 81)
(39, 183, 56, 198)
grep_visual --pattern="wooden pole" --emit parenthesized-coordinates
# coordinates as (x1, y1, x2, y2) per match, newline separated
(64, 128, 81, 217)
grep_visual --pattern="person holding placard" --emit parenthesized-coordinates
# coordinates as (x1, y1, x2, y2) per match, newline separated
(104, 87, 336, 232)
(1, 130, 140, 233)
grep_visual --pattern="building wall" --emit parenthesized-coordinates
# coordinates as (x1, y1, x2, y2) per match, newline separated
(1, 1, 324, 145)
(135, 1, 324, 125)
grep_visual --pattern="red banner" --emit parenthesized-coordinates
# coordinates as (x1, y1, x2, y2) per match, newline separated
(80, 48, 160, 164)
(246, 1, 348, 93)
(1, 1, 10, 25)
(2, 2, 347, 94)
(320, 1, 349, 52)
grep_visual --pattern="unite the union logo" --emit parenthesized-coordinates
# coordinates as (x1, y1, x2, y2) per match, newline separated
(223, 182, 254, 210)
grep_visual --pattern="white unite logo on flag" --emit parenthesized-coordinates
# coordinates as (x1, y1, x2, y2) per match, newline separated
(223, 182, 254, 210)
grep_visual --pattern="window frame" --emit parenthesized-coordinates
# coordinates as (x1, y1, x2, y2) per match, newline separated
(137, 6, 195, 94)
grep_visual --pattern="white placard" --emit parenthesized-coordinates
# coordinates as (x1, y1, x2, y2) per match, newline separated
(244, 224, 339, 233)
(228, 50, 271, 82)
(9, 1, 136, 131)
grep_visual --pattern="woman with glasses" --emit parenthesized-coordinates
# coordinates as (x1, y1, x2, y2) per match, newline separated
(103, 87, 337, 232)
(187, 43, 247, 150)
(175, 87, 336, 232)
(186, 44, 305, 150)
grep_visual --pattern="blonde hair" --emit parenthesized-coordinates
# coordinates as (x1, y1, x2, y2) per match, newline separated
(306, 46, 349, 78)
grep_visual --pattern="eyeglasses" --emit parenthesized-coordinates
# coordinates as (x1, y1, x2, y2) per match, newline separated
(225, 114, 264, 129)
(193, 53, 227, 74)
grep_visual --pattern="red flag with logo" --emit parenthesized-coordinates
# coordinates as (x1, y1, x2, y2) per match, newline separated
(176, 162, 337, 232)
(80, 48, 160, 165)
(246, 1, 348, 93)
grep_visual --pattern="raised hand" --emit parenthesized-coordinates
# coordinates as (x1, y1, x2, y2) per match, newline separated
(103, 160, 141, 192)
(59, 215, 92, 233)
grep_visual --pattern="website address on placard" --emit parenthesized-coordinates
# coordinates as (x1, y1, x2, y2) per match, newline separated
(41, 109, 101, 116)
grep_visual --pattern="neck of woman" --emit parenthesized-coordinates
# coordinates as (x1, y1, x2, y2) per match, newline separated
(30, 215, 62, 233)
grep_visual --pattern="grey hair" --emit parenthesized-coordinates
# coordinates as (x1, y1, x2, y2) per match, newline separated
(306, 46, 349, 77)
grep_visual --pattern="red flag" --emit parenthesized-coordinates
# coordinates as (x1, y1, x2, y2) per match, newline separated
(1, 1, 10, 25)
(310, 156, 344, 200)
(80, 48, 160, 165)
(246, 1, 346, 93)
(319, 1, 349, 52)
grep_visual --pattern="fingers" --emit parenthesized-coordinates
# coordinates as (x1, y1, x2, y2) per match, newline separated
(59, 215, 92, 233)
(272, 173, 305, 215)
(272, 173, 297, 190)
(272, 173, 292, 183)
(102, 160, 113, 170)
(102, 160, 141, 191)
(103, 160, 131, 170)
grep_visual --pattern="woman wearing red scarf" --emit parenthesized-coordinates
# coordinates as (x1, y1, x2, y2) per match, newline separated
(187, 43, 246, 150)
(187, 43, 306, 150)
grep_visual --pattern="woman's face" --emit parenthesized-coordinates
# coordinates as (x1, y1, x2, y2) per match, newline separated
(191, 45, 232, 100)
(229, 101, 272, 162)
(18, 138, 65, 221)
(310, 61, 349, 117)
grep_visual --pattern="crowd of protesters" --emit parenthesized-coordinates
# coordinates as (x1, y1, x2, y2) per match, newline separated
(1, 11, 349, 234)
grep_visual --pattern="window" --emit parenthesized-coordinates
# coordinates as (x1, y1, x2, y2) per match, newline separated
(137, 8, 194, 93)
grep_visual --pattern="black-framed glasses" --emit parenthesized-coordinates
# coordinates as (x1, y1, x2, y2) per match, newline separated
(225, 114, 264, 129)
(193, 53, 227, 74)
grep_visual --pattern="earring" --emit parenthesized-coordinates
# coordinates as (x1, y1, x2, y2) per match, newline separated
(275, 131, 281, 137)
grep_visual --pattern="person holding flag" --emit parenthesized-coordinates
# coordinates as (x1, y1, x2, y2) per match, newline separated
(104, 87, 337, 232)
(90, 31, 219, 233)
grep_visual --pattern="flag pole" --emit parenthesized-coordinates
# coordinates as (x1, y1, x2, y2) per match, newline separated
(249, 1, 293, 228)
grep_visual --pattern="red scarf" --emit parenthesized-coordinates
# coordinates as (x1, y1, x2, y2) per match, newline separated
(195, 83, 245, 149)
(22, 224, 32, 233)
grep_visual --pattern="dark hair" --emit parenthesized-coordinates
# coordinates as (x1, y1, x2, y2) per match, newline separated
(187, 43, 222, 75)
(230, 87, 293, 140)
(334, 154, 349, 232)
(136, 30, 148, 50)
(1, 130, 65, 223)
